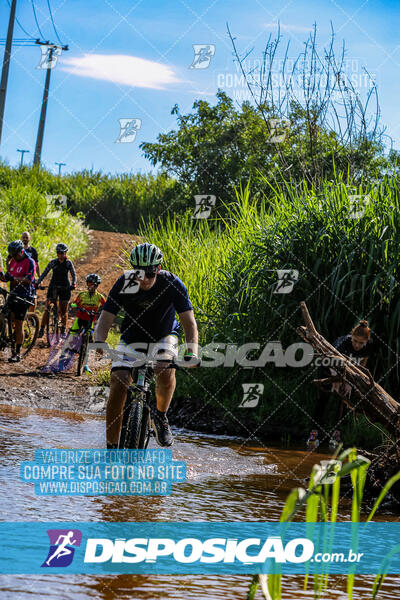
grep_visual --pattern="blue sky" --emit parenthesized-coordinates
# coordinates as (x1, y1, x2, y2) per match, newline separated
(0, 0, 399, 175)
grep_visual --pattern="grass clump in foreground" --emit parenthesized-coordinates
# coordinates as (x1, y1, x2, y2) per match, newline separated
(247, 448, 400, 600)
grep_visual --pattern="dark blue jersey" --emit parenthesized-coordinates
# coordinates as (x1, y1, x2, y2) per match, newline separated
(104, 270, 193, 344)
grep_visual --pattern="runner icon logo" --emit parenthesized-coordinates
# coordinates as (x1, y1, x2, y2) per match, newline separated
(37, 45, 62, 70)
(274, 269, 299, 294)
(189, 44, 216, 69)
(115, 119, 142, 143)
(239, 383, 264, 408)
(41, 529, 82, 568)
(192, 195, 216, 219)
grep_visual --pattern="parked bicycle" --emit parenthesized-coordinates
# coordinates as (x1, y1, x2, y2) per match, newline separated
(119, 359, 185, 449)
(0, 288, 39, 359)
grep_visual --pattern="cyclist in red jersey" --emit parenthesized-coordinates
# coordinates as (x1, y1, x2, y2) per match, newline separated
(0, 240, 36, 362)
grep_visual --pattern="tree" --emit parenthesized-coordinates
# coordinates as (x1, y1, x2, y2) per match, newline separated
(141, 26, 389, 213)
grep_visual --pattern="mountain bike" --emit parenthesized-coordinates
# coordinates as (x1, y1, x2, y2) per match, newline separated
(58, 305, 99, 375)
(0, 289, 39, 359)
(118, 360, 182, 449)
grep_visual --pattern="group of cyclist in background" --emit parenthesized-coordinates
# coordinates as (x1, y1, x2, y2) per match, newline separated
(0, 232, 104, 365)
(1, 237, 199, 447)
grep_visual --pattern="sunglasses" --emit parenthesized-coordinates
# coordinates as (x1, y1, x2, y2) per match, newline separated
(133, 267, 158, 279)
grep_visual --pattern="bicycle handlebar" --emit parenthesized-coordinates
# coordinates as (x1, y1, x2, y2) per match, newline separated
(71, 303, 98, 318)
(1, 290, 34, 306)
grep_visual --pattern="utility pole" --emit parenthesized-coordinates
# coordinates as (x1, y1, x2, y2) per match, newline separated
(55, 161, 66, 176)
(33, 41, 68, 167)
(0, 0, 17, 147)
(17, 148, 29, 166)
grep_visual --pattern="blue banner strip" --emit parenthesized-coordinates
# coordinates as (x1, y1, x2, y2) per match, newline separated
(0, 522, 399, 574)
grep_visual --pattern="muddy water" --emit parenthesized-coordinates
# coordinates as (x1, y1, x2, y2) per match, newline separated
(0, 404, 399, 599)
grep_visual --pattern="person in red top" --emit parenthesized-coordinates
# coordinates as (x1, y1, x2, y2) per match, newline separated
(0, 240, 36, 362)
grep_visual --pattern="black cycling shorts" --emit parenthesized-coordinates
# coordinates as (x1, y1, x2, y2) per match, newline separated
(47, 286, 71, 302)
(8, 295, 30, 320)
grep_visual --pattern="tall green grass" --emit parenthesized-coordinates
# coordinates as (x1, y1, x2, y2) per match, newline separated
(140, 185, 262, 337)
(0, 163, 178, 233)
(0, 179, 88, 266)
(134, 176, 400, 445)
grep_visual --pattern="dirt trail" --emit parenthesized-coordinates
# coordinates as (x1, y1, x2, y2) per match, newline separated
(0, 230, 136, 414)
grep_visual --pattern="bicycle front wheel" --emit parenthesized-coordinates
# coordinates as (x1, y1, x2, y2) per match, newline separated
(77, 332, 89, 376)
(118, 389, 149, 449)
(21, 312, 39, 357)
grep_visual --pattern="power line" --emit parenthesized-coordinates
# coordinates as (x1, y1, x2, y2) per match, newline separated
(0, 41, 38, 46)
(31, 0, 44, 39)
(6, 0, 36, 39)
(46, 0, 63, 46)
(0, 37, 39, 47)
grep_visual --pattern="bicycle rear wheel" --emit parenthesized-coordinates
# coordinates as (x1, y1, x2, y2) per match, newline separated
(118, 389, 149, 449)
(21, 312, 39, 357)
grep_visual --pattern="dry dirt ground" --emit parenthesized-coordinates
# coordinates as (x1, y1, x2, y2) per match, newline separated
(0, 230, 136, 415)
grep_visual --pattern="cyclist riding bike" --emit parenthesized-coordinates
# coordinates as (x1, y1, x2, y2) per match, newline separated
(58, 273, 105, 372)
(0, 240, 36, 362)
(94, 242, 199, 449)
(36, 243, 77, 338)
